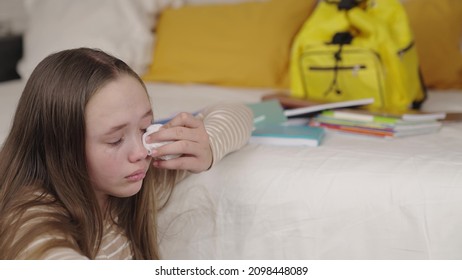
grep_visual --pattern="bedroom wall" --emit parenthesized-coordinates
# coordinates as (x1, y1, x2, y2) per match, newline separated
(1, 0, 460, 88)
(0, 0, 26, 35)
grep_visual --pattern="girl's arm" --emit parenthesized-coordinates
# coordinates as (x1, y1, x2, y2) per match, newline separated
(148, 103, 253, 172)
(198, 103, 254, 169)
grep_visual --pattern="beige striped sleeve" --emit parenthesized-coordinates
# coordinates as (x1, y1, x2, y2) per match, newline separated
(196, 103, 253, 167)
(18, 234, 88, 260)
(42, 246, 88, 260)
(15, 208, 89, 260)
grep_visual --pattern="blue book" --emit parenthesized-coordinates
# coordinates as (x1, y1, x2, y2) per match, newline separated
(250, 125, 324, 147)
(246, 100, 287, 128)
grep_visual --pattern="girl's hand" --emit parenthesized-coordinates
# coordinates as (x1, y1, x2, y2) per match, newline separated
(146, 112, 213, 173)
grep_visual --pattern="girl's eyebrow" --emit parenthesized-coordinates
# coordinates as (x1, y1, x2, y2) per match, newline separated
(104, 109, 153, 136)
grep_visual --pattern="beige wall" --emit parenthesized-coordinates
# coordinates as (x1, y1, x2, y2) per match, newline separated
(0, 0, 26, 34)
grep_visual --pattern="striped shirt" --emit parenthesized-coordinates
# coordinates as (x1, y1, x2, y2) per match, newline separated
(20, 103, 253, 259)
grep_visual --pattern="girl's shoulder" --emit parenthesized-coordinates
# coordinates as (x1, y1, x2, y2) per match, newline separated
(2, 191, 84, 259)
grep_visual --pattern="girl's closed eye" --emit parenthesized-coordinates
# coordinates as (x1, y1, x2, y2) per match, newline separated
(108, 137, 124, 146)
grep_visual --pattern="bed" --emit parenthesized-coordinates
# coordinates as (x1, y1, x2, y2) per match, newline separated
(2, 79, 462, 259)
(1, 0, 462, 260)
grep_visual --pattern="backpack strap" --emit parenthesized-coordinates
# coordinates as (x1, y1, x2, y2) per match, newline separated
(323, 0, 367, 10)
(323, 32, 354, 96)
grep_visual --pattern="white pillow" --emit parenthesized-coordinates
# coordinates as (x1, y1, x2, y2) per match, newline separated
(18, 0, 158, 79)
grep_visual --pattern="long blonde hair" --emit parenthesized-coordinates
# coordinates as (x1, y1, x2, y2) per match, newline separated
(0, 48, 175, 259)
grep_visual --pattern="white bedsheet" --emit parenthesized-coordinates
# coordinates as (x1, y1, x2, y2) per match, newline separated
(1, 80, 462, 259)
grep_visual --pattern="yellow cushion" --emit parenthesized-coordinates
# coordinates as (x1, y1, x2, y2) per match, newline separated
(403, 0, 462, 89)
(143, 0, 316, 89)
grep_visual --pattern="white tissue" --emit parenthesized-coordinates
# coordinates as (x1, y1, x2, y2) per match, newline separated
(142, 124, 180, 160)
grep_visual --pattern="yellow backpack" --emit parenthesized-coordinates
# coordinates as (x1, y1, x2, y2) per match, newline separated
(290, 0, 426, 112)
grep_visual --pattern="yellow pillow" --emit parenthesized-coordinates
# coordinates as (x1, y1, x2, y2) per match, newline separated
(403, 0, 462, 89)
(143, 0, 316, 89)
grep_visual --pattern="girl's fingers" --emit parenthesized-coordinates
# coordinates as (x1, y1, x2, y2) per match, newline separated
(148, 114, 204, 143)
(151, 139, 201, 159)
(163, 112, 202, 129)
(152, 156, 209, 173)
(148, 112, 213, 172)
(151, 140, 212, 173)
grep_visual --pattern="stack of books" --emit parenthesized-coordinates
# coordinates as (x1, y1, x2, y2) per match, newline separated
(309, 109, 446, 138)
(248, 93, 453, 143)
(247, 94, 382, 146)
(246, 100, 324, 147)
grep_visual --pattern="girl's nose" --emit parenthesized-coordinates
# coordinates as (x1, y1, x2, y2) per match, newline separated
(129, 136, 149, 163)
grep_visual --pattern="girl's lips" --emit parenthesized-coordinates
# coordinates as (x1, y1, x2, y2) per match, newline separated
(125, 170, 146, 182)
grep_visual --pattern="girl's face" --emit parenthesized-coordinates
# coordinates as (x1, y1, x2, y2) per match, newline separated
(85, 75, 152, 209)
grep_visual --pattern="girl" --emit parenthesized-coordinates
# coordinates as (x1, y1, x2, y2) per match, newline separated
(0, 48, 253, 259)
